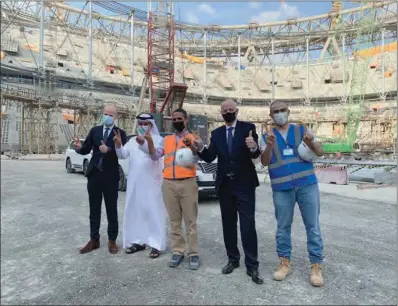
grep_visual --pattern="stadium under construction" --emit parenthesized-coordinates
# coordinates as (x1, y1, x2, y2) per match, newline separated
(0, 1, 397, 161)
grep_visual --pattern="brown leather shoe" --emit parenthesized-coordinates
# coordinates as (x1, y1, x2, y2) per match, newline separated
(79, 239, 100, 254)
(108, 240, 119, 254)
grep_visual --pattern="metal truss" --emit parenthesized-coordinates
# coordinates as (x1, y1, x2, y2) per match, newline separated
(147, 10, 175, 113)
(0, 0, 397, 154)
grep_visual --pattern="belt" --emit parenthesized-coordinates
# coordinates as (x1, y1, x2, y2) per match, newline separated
(165, 177, 194, 181)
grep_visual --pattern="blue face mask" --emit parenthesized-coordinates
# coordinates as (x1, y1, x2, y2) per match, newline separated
(137, 126, 149, 136)
(103, 115, 114, 127)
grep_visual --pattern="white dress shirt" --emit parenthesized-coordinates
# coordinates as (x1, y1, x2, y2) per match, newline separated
(103, 124, 114, 138)
(225, 120, 258, 152)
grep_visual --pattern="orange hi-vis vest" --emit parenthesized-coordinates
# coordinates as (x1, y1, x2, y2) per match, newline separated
(163, 133, 196, 179)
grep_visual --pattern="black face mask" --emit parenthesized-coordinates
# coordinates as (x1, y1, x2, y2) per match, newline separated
(222, 112, 236, 123)
(173, 121, 185, 132)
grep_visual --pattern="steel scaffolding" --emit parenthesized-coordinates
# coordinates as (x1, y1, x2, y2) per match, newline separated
(147, 9, 175, 113)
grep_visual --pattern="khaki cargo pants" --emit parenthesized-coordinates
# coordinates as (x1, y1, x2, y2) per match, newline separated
(162, 178, 199, 256)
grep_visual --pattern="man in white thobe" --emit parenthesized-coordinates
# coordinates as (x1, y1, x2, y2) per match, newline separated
(114, 113, 166, 258)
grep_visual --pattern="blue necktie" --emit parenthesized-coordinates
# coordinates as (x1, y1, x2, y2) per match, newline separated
(227, 127, 234, 154)
(103, 128, 110, 142)
(98, 128, 110, 170)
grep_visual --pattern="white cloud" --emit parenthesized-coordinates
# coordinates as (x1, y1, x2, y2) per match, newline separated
(251, 3, 300, 23)
(197, 3, 216, 16)
(186, 11, 199, 24)
(185, 3, 216, 24)
(248, 2, 261, 9)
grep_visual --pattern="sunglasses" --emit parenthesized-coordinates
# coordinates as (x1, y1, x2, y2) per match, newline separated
(138, 122, 150, 126)
(172, 117, 184, 122)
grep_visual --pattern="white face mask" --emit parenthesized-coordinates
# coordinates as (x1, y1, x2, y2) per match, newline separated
(137, 125, 149, 136)
(273, 111, 289, 126)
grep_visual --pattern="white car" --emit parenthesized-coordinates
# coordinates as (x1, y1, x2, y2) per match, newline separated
(64, 138, 129, 191)
(64, 133, 218, 197)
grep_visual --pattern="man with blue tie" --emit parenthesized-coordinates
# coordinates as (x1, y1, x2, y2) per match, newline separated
(193, 99, 264, 285)
(75, 104, 127, 255)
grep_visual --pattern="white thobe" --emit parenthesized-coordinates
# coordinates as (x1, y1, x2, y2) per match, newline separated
(116, 136, 167, 251)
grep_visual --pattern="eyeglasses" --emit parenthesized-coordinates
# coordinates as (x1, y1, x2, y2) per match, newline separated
(172, 117, 184, 122)
(138, 121, 150, 126)
(272, 108, 287, 114)
(104, 113, 114, 117)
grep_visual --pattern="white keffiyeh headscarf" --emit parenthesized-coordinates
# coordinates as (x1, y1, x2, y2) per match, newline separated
(136, 113, 160, 136)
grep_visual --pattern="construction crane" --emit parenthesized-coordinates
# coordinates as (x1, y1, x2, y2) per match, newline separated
(147, 0, 187, 114)
(321, 2, 379, 153)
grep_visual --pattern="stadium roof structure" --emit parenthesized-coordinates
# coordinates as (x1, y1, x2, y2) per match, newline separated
(1, 1, 397, 57)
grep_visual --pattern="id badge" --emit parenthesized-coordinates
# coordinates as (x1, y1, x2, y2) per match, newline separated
(283, 148, 294, 156)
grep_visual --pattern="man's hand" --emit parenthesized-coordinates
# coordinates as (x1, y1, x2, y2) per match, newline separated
(191, 129, 204, 153)
(142, 127, 153, 143)
(99, 140, 109, 153)
(113, 130, 122, 148)
(245, 130, 257, 150)
(182, 136, 197, 153)
(265, 126, 275, 147)
(303, 131, 314, 147)
(75, 138, 82, 150)
(136, 136, 145, 145)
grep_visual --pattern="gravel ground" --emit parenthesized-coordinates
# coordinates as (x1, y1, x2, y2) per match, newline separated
(1, 160, 396, 305)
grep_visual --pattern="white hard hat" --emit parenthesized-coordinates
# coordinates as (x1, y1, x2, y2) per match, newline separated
(297, 141, 317, 162)
(175, 148, 195, 167)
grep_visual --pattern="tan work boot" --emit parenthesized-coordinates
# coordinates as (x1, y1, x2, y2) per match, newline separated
(310, 263, 324, 287)
(273, 257, 291, 281)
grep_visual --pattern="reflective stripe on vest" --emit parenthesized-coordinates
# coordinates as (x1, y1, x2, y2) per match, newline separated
(264, 124, 317, 190)
(163, 134, 196, 179)
(266, 125, 301, 169)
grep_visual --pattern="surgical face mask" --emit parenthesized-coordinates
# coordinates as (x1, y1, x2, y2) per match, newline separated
(222, 111, 236, 123)
(103, 114, 114, 127)
(273, 111, 289, 126)
(173, 121, 185, 132)
(137, 125, 149, 136)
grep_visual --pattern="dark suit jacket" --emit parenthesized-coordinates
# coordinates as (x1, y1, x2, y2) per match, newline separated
(76, 125, 127, 179)
(198, 120, 260, 193)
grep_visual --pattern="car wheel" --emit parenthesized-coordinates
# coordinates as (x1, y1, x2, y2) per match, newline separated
(118, 165, 127, 191)
(83, 160, 89, 176)
(66, 158, 75, 173)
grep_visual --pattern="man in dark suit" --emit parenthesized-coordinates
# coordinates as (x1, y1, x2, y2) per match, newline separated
(192, 98, 263, 284)
(75, 104, 127, 255)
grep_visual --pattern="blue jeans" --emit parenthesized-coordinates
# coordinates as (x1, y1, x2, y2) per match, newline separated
(272, 183, 324, 264)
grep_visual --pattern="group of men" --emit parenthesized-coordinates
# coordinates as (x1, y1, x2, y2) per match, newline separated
(75, 99, 325, 287)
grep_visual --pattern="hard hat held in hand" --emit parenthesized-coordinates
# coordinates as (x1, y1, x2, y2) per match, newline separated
(175, 148, 195, 167)
(298, 141, 317, 162)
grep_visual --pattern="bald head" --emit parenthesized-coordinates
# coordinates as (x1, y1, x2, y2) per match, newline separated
(270, 101, 288, 115)
(104, 104, 118, 118)
(221, 99, 238, 113)
(220, 99, 239, 124)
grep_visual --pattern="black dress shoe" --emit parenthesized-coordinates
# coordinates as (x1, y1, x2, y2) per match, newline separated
(222, 261, 240, 274)
(246, 269, 264, 285)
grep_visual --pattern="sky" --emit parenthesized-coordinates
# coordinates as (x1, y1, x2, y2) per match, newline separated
(69, 1, 361, 26)
(65, 1, 392, 62)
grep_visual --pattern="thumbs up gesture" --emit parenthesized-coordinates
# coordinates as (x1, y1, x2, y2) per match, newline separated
(75, 138, 82, 150)
(265, 126, 275, 147)
(303, 131, 314, 146)
(245, 130, 257, 150)
(99, 140, 109, 153)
